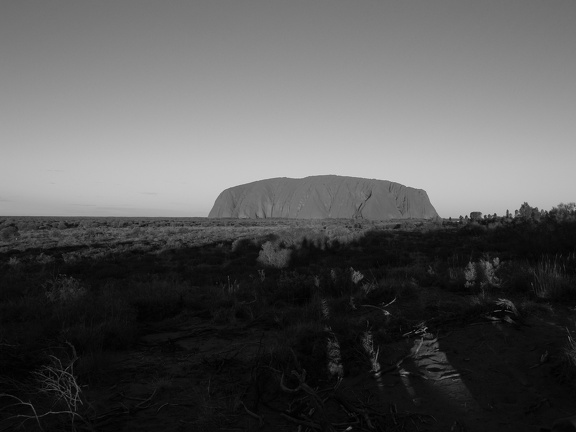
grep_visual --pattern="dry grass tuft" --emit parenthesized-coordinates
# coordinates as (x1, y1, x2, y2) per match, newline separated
(0, 343, 89, 431)
(531, 255, 575, 300)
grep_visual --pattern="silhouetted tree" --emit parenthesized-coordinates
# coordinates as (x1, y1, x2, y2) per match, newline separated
(549, 202, 576, 222)
(518, 202, 536, 220)
(470, 212, 482, 221)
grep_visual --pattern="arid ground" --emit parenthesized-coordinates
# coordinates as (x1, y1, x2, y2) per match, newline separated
(1, 215, 576, 431)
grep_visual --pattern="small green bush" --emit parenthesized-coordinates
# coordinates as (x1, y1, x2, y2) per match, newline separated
(257, 241, 291, 269)
(461, 257, 502, 292)
(44, 275, 87, 304)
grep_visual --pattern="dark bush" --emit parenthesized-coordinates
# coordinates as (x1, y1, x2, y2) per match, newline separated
(0, 226, 19, 242)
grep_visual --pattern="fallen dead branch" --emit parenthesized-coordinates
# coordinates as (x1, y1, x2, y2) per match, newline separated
(280, 411, 323, 430)
(239, 401, 264, 427)
(0, 342, 92, 432)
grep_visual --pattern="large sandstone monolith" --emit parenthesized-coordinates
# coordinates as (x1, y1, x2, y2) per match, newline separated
(209, 175, 439, 220)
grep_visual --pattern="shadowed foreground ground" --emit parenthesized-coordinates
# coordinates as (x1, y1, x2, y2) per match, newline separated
(1, 216, 576, 431)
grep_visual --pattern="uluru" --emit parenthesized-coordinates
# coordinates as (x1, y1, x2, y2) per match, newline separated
(208, 175, 439, 220)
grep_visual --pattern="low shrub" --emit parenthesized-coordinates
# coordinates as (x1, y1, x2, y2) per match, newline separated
(0, 295, 50, 326)
(274, 271, 317, 305)
(0, 226, 19, 242)
(122, 278, 192, 321)
(464, 257, 502, 291)
(257, 241, 291, 269)
(44, 275, 87, 304)
(499, 261, 533, 293)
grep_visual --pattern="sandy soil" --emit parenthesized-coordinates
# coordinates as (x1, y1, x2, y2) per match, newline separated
(83, 295, 576, 432)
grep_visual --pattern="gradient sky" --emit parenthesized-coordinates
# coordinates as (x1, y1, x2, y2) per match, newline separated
(1, 0, 575, 218)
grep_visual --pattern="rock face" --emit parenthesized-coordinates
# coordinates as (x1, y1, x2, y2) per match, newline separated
(209, 175, 439, 220)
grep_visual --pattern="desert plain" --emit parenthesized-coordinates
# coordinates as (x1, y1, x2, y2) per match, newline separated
(1, 211, 576, 431)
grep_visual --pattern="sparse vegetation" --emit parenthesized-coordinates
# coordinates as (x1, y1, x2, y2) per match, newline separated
(1, 207, 576, 431)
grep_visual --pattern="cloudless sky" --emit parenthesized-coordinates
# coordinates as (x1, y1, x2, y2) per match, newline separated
(1, 0, 575, 218)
